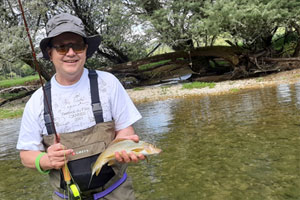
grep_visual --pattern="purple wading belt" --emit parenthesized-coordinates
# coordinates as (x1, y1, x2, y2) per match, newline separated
(55, 172, 127, 200)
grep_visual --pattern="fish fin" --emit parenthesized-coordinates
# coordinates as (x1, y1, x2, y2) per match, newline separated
(107, 160, 115, 166)
(95, 168, 101, 176)
(88, 174, 93, 189)
(90, 161, 95, 169)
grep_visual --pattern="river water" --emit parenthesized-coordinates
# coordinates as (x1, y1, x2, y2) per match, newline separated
(0, 83, 299, 200)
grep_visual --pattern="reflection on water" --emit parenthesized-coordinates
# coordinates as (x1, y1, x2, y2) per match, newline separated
(0, 118, 21, 160)
(1, 82, 300, 200)
(294, 82, 300, 108)
(136, 100, 174, 135)
(277, 84, 292, 103)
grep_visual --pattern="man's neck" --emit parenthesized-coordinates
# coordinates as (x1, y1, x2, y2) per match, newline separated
(55, 68, 84, 86)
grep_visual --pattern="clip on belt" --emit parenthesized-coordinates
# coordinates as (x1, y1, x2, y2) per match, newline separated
(55, 172, 128, 200)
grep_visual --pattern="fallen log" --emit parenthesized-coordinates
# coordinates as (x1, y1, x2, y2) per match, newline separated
(0, 86, 37, 94)
(0, 89, 36, 107)
(103, 46, 244, 73)
(0, 85, 38, 107)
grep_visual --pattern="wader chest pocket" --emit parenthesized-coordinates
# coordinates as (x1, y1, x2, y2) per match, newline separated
(63, 154, 115, 192)
(60, 141, 116, 191)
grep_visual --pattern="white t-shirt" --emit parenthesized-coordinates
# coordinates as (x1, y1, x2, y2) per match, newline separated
(17, 68, 142, 151)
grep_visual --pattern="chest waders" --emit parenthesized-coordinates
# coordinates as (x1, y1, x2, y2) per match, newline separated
(42, 70, 135, 200)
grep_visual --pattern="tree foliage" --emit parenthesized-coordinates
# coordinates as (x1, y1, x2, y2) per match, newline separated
(126, 0, 207, 50)
(1, 0, 300, 82)
(59, 0, 150, 64)
(0, 0, 151, 80)
(199, 0, 300, 51)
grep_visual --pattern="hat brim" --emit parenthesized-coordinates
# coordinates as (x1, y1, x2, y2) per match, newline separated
(39, 34, 101, 60)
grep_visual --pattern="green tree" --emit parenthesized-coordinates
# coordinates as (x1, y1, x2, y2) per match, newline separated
(57, 0, 150, 65)
(127, 0, 207, 51)
(199, 0, 300, 53)
(0, 0, 151, 81)
(1, 0, 300, 83)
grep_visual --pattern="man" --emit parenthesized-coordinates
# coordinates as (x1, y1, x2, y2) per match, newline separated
(17, 13, 144, 200)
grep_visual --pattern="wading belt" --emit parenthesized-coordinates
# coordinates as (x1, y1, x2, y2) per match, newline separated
(44, 69, 103, 134)
(55, 172, 128, 200)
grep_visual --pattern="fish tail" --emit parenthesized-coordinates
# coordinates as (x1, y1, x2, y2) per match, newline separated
(88, 174, 93, 189)
(145, 155, 149, 163)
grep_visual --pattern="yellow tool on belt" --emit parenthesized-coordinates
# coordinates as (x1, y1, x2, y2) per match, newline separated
(62, 165, 81, 200)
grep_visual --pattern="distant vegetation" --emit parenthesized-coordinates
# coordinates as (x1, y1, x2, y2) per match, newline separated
(0, 75, 39, 89)
(182, 82, 216, 89)
(0, 75, 39, 120)
(2, 0, 300, 84)
(0, 108, 24, 120)
(138, 60, 171, 71)
(132, 87, 145, 91)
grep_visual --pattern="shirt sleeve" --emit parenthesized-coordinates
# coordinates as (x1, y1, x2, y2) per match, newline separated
(16, 89, 45, 151)
(108, 73, 142, 131)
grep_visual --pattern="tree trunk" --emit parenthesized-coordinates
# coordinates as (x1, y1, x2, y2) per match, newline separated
(21, 54, 53, 81)
(292, 23, 300, 57)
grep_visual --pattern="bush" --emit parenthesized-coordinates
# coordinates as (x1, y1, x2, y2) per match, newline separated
(20, 65, 35, 77)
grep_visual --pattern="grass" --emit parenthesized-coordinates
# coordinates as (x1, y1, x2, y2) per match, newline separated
(182, 82, 216, 90)
(132, 87, 145, 91)
(256, 77, 264, 82)
(0, 75, 38, 119)
(230, 88, 240, 93)
(0, 107, 24, 119)
(138, 60, 171, 71)
(0, 75, 39, 89)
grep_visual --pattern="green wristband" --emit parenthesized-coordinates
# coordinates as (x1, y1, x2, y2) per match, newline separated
(35, 152, 50, 175)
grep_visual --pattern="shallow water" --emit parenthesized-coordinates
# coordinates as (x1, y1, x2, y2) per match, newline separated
(131, 83, 300, 200)
(1, 83, 300, 199)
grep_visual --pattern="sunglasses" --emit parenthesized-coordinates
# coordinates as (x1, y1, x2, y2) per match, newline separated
(51, 43, 86, 55)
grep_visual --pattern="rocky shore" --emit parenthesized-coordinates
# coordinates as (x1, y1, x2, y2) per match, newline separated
(127, 68, 300, 104)
(2, 68, 300, 109)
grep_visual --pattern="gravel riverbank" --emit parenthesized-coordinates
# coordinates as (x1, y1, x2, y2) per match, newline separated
(127, 68, 300, 104)
(2, 68, 300, 109)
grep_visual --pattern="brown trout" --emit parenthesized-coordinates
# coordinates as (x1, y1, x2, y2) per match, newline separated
(88, 139, 161, 187)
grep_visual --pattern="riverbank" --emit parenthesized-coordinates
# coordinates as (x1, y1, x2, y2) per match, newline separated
(127, 68, 300, 104)
(1, 68, 300, 119)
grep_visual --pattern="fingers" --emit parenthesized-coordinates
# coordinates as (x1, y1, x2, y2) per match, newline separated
(47, 143, 74, 169)
(116, 135, 139, 143)
(115, 151, 145, 164)
(128, 135, 139, 143)
(137, 154, 145, 161)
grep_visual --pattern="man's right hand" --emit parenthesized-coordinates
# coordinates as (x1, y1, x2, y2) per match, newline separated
(19, 142, 74, 171)
(46, 143, 74, 169)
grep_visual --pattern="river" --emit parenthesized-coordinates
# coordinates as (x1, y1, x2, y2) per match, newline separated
(0, 83, 299, 199)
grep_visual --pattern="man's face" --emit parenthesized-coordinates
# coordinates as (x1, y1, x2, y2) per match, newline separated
(48, 32, 87, 84)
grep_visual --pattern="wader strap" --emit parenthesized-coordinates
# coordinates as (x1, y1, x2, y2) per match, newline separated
(44, 69, 104, 134)
(54, 173, 128, 200)
(44, 81, 55, 135)
(93, 173, 127, 200)
(54, 192, 68, 199)
(88, 69, 104, 124)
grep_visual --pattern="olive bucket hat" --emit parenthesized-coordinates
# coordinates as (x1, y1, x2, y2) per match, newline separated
(39, 13, 101, 60)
